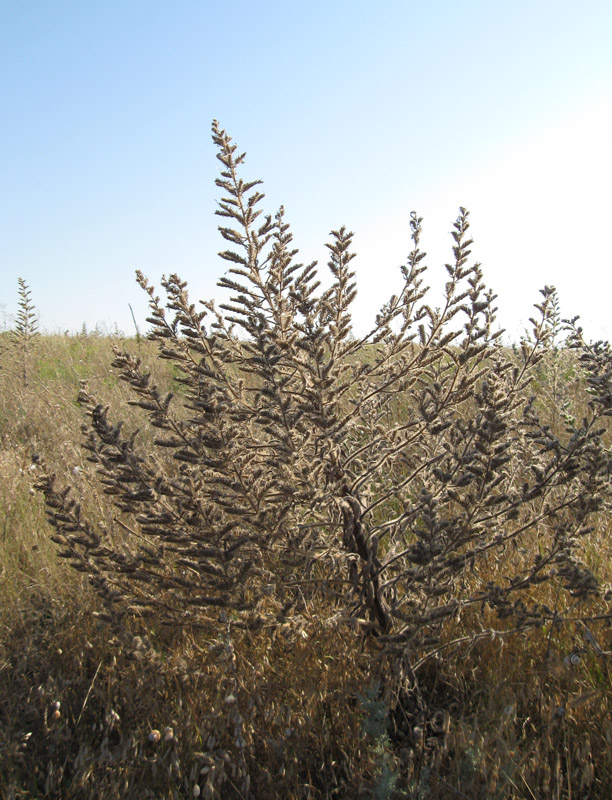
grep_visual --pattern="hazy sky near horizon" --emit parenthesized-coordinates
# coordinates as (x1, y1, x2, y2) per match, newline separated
(2, 1, 611, 341)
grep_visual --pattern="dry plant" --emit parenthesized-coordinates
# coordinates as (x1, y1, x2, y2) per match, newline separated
(30, 122, 612, 795)
(10, 277, 40, 388)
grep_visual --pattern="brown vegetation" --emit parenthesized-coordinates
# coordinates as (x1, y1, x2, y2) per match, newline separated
(1, 123, 612, 798)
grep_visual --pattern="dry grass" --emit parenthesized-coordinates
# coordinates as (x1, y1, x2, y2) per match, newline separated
(1, 333, 612, 799)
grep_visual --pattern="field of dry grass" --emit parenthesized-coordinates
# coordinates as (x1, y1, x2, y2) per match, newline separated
(1, 330, 612, 799)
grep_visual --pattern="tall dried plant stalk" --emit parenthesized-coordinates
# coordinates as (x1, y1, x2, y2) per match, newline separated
(35, 122, 612, 696)
(12, 278, 39, 388)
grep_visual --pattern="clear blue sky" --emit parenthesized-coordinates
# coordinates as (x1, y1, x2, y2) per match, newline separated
(2, 0, 611, 340)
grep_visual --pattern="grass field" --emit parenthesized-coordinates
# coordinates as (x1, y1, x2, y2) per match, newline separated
(1, 328, 612, 800)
